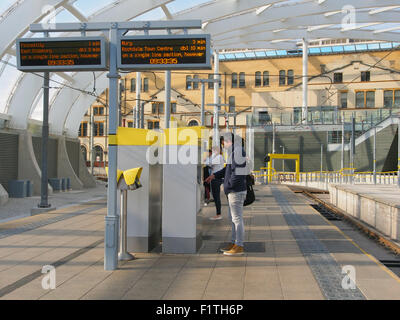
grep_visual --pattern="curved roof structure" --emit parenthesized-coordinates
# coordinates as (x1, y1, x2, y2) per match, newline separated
(0, 0, 400, 137)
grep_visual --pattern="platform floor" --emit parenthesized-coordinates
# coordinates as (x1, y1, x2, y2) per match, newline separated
(0, 185, 400, 300)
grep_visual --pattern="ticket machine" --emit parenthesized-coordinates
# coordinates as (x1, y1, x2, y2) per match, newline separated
(117, 127, 163, 252)
(161, 126, 207, 254)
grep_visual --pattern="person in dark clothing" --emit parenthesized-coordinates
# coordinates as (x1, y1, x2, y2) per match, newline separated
(208, 146, 225, 220)
(203, 150, 212, 204)
(206, 133, 248, 256)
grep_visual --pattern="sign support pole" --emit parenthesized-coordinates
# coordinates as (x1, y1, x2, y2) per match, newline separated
(38, 71, 51, 209)
(105, 24, 120, 271)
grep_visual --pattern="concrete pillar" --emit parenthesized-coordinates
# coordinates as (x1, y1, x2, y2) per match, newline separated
(302, 39, 309, 124)
(57, 136, 84, 190)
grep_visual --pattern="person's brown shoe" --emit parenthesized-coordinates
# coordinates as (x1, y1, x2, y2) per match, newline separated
(220, 243, 235, 253)
(223, 245, 244, 256)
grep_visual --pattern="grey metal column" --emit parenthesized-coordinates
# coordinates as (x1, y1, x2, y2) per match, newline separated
(302, 38, 308, 124)
(373, 126, 377, 184)
(200, 82, 205, 126)
(105, 24, 120, 271)
(38, 72, 51, 209)
(272, 123, 276, 170)
(90, 109, 94, 174)
(136, 72, 141, 128)
(398, 117, 400, 187)
(140, 102, 145, 129)
(341, 121, 345, 171)
(350, 115, 355, 185)
(320, 144, 323, 182)
(165, 70, 171, 129)
(213, 50, 220, 146)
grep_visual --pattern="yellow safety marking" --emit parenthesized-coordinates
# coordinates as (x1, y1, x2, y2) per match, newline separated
(322, 213, 400, 284)
(115, 127, 161, 146)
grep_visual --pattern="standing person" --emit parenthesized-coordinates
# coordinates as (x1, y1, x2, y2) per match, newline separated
(206, 133, 248, 256)
(208, 146, 225, 221)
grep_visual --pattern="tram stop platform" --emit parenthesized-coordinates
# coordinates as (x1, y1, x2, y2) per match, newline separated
(0, 185, 400, 300)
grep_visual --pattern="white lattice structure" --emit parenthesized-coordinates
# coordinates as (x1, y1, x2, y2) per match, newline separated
(0, 0, 399, 137)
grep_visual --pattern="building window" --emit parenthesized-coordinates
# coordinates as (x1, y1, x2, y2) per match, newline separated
(94, 146, 103, 162)
(79, 122, 88, 137)
(93, 106, 104, 115)
(131, 78, 137, 92)
(193, 75, 199, 90)
(340, 91, 348, 109)
(171, 102, 177, 114)
(94, 122, 105, 136)
(148, 120, 160, 130)
(188, 120, 199, 127)
(287, 70, 294, 85)
(208, 74, 214, 89)
(127, 121, 133, 128)
(334, 73, 343, 83)
(361, 71, 370, 82)
(80, 145, 87, 162)
(263, 71, 269, 86)
(239, 72, 246, 88)
(384, 90, 400, 108)
(255, 72, 261, 87)
(152, 102, 164, 115)
(279, 70, 286, 86)
(228, 96, 235, 113)
(186, 76, 192, 90)
(356, 91, 375, 108)
(142, 78, 149, 92)
(259, 111, 270, 124)
(231, 73, 238, 88)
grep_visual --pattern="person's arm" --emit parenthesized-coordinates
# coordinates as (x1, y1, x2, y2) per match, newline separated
(205, 166, 225, 183)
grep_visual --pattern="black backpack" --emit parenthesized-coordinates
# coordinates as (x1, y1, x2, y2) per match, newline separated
(244, 174, 255, 206)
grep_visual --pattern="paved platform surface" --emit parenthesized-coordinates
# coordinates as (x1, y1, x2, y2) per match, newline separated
(1, 185, 400, 300)
(0, 182, 107, 223)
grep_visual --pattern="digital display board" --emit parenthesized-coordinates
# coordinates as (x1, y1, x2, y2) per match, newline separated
(16, 37, 107, 72)
(118, 34, 211, 70)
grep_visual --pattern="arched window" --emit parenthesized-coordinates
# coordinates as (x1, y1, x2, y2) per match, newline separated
(130, 78, 136, 92)
(239, 72, 246, 88)
(231, 73, 238, 88)
(94, 146, 103, 162)
(188, 119, 199, 127)
(279, 70, 286, 86)
(287, 70, 294, 85)
(186, 76, 192, 90)
(80, 145, 87, 162)
(255, 72, 261, 87)
(263, 71, 269, 86)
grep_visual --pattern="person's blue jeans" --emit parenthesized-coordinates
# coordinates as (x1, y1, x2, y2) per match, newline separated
(227, 191, 247, 247)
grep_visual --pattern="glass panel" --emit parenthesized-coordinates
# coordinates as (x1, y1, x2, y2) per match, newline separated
(279, 70, 286, 86)
(287, 70, 294, 85)
(186, 76, 192, 90)
(228, 96, 235, 113)
(239, 72, 246, 88)
(193, 75, 199, 90)
(340, 92, 348, 108)
(263, 71, 269, 86)
(231, 73, 237, 88)
(395, 90, 400, 107)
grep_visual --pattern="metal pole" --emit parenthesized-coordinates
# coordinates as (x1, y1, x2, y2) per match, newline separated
(398, 118, 400, 187)
(351, 115, 355, 184)
(105, 24, 120, 271)
(140, 102, 145, 129)
(136, 72, 141, 128)
(272, 123, 276, 170)
(320, 143, 323, 182)
(90, 108, 94, 175)
(213, 50, 220, 146)
(302, 38, 308, 124)
(201, 82, 205, 126)
(373, 126, 377, 184)
(341, 120, 345, 171)
(38, 72, 51, 209)
(165, 70, 171, 129)
(119, 190, 134, 261)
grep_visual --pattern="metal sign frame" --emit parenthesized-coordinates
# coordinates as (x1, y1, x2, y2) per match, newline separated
(16, 36, 108, 72)
(118, 34, 211, 70)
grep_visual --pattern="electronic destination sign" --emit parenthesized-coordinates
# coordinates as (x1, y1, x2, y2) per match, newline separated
(118, 34, 211, 70)
(16, 37, 107, 72)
